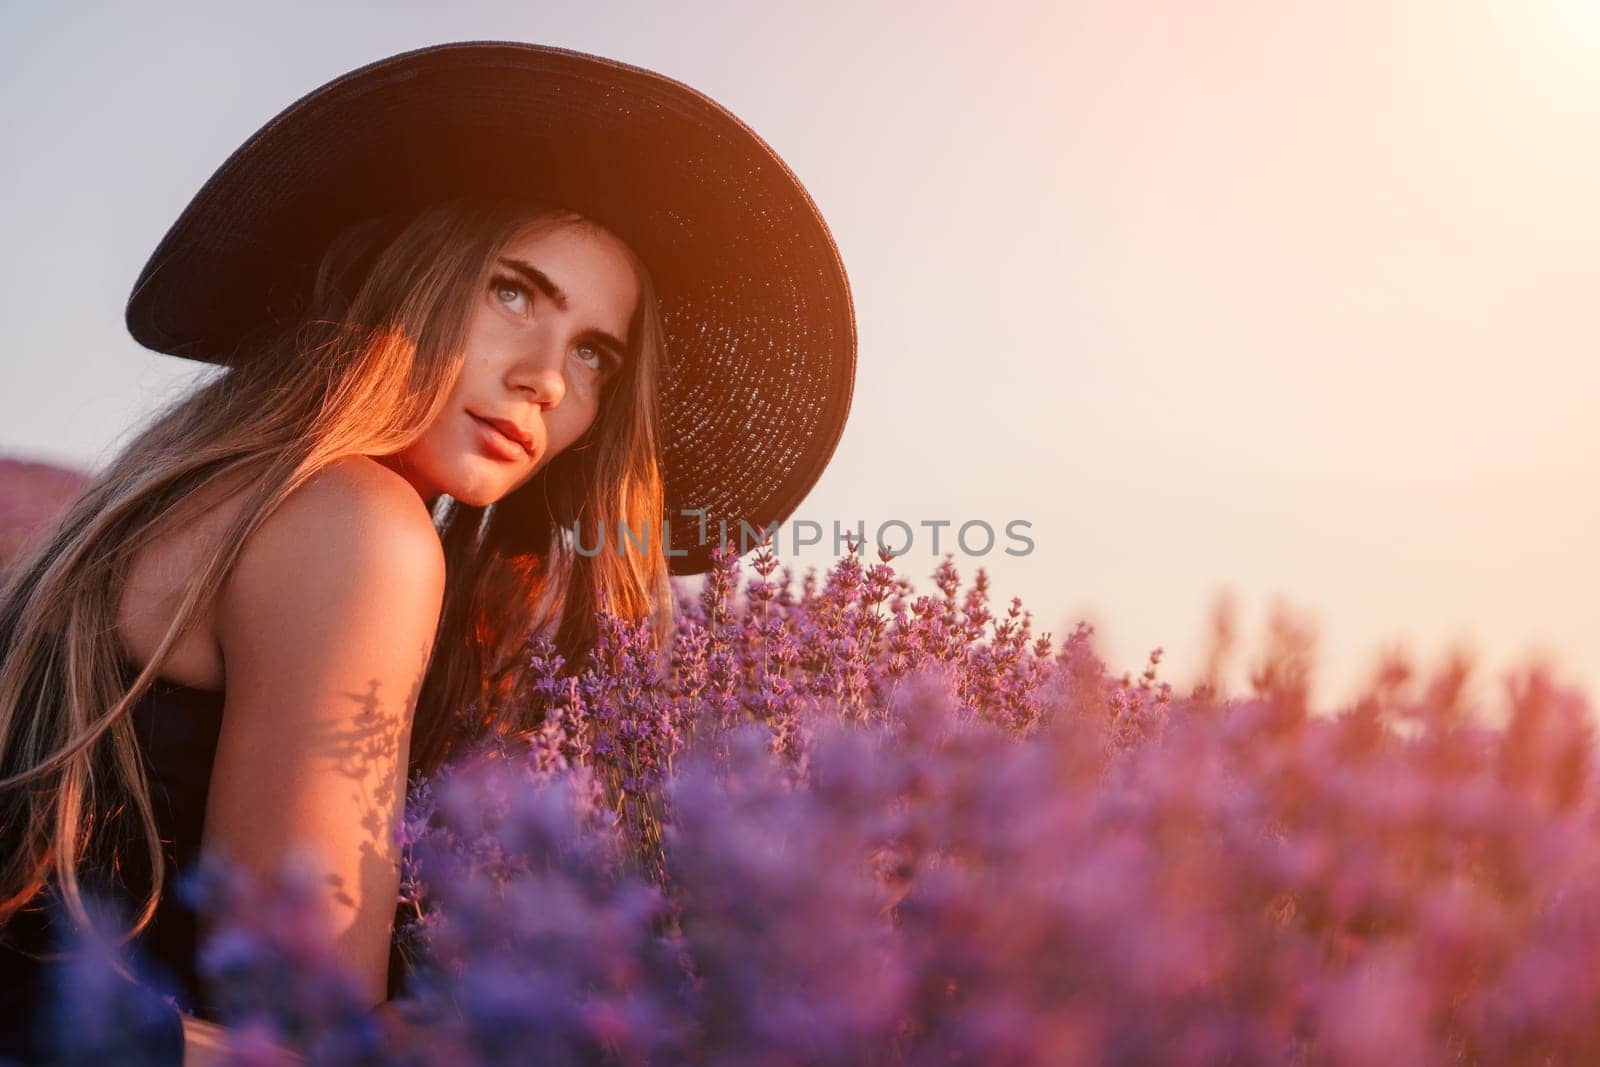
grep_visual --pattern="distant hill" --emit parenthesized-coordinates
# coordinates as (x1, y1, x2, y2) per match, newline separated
(0, 456, 89, 570)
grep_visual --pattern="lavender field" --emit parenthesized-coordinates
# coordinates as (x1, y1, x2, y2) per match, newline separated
(36, 529, 1594, 1066)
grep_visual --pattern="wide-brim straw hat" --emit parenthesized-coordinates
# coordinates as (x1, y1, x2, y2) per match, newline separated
(124, 40, 855, 575)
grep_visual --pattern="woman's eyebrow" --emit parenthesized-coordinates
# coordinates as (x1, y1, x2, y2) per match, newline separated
(498, 257, 568, 311)
(497, 256, 630, 361)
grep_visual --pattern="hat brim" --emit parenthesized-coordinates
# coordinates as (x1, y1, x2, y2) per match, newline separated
(125, 40, 855, 576)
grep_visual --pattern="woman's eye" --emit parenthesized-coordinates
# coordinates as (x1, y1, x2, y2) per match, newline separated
(574, 344, 606, 372)
(489, 274, 529, 315)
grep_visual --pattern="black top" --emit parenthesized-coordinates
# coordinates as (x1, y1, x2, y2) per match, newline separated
(0, 672, 224, 1065)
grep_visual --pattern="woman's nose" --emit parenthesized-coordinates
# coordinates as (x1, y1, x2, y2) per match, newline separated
(508, 339, 566, 409)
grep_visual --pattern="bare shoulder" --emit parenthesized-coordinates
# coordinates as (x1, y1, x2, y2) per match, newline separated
(252, 455, 438, 556)
(216, 455, 446, 690)
(223, 455, 441, 592)
(120, 458, 437, 690)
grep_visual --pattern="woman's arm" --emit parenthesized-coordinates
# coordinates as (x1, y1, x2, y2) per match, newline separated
(204, 457, 446, 1008)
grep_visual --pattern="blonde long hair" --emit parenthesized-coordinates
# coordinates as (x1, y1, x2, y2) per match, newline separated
(0, 196, 673, 939)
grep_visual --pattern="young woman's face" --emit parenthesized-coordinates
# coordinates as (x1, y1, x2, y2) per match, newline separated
(377, 217, 640, 508)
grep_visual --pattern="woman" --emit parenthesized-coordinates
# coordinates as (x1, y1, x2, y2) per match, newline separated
(0, 41, 855, 1063)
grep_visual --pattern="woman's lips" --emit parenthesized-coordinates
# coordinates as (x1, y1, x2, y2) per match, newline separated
(468, 412, 530, 462)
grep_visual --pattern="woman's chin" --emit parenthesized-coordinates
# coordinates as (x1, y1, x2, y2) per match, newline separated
(447, 474, 525, 508)
(448, 486, 505, 508)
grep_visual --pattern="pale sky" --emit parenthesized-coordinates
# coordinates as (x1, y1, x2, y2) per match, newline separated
(3, 0, 1596, 719)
